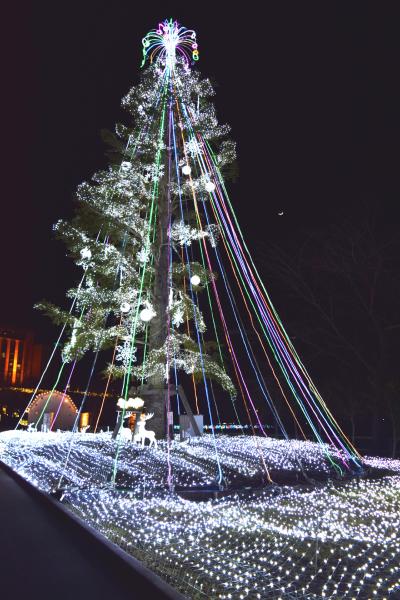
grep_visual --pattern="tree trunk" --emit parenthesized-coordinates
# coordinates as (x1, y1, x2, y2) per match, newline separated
(146, 174, 171, 439)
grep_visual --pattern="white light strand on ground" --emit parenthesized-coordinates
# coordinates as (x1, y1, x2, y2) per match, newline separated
(0, 431, 399, 599)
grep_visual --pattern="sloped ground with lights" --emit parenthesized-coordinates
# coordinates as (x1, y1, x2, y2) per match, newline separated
(0, 431, 399, 599)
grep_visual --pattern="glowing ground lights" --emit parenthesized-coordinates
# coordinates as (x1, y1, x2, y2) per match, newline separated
(1, 431, 399, 599)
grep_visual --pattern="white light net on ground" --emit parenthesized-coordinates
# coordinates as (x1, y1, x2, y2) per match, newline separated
(0, 431, 399, 599)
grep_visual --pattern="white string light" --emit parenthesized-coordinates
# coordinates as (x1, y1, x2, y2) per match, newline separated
(1, 431, 398, 599)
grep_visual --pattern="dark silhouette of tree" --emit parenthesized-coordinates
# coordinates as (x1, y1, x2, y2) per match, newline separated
(257, 213, 400, 456)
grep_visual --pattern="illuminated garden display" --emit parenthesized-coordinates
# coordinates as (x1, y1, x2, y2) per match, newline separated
(0, 432, 399, 598)
(1, 19, 399, 599)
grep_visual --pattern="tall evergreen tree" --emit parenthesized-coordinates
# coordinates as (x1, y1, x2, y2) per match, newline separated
(37, 20, 235, 437)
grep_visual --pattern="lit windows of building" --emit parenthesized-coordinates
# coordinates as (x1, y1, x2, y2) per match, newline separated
(0, 328, 43, 386)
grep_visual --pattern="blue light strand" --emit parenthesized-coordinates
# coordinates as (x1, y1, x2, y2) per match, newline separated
(170, 94, 224, 485)
(202, 142, 357, 466)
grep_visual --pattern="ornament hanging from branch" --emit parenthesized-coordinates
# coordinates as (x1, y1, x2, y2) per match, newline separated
(205, 181, 216, 193)
(80, 247, 92, 260)
(120, 302, 131, 313)
(140, 307, 156, 322)
(190, 274, 201, 286)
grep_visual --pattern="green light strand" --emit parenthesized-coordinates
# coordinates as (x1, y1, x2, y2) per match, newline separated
(112, 90, 168, 485)
(205, 141, 356, 465)
(188, 135, 332, 456)
(200, 144, 344, 470)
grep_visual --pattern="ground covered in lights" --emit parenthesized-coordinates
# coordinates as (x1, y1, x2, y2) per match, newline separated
(0, 431, 399, 599)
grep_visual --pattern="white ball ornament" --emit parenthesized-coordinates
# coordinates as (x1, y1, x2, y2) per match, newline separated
(190, 274, 201, 286)
(120, 302, 131, 313)
(140, 308, 155, 322)
(182, 165, 191, 176)
(80, 248, 92, 260)
(205, 181, 216, 193)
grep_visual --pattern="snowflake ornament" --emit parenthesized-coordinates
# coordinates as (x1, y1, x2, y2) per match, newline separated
(172, 303, 185, 328)
(137, 243, 151, 264)
(170, 221, 207, 246)
(143, 163, 164, 183)
(185, 137, 203, 158)
(116, 340, 137, 369)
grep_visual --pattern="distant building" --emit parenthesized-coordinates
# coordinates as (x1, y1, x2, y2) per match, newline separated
(0, 327, 44, 386)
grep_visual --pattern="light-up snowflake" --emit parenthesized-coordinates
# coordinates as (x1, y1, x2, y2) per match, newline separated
(143, 163, 164, 183)
(137, 242, 151, 264)
(171, 302, 185, 328)
(170, 221, 207, 246)
(116, 339, 137, 369)
(185, 137, 203, 158)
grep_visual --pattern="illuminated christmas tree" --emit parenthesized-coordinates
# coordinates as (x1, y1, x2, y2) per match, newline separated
(38, 20, 236, 437)
(37, 19, 361, 473)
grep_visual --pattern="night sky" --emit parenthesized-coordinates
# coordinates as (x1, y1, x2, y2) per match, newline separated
(4, 1, 400, 340)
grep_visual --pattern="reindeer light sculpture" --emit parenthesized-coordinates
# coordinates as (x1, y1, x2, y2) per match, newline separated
(117, 412, 134, 442)
(133, 413, 157, 448)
